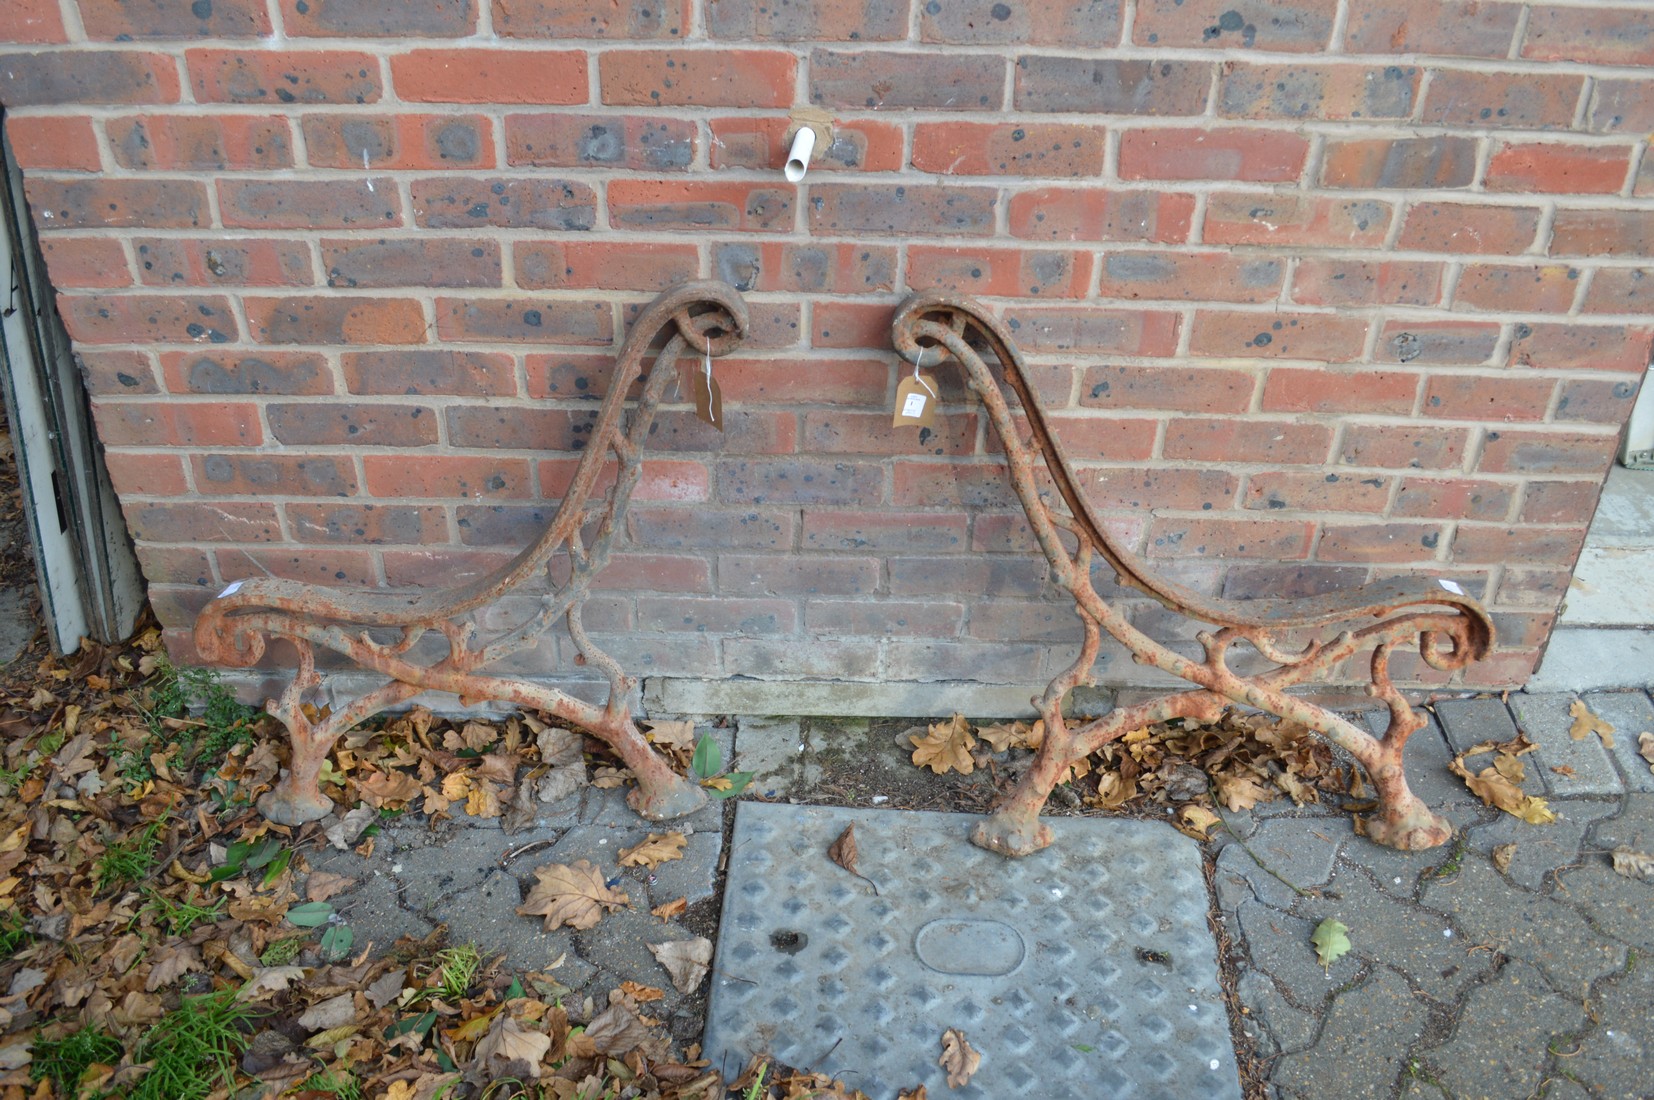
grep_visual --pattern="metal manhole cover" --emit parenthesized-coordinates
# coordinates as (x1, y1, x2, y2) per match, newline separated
(703, 803, 1240, 1099)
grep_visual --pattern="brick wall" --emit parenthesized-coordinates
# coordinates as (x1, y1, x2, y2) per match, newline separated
(3, 0, 1650, 695)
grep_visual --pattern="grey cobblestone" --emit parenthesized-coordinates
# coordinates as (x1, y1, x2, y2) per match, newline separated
(1434, 697, 1521, 756)
(1462, 799, 1618, 891)
(1583, 689, 1654, 793)
(1272, 967, 1426, 1100)
(1423, 960, 1586, 1100)
(1569, 950, 1654, 1099)
(1509, 693, 1623, 797)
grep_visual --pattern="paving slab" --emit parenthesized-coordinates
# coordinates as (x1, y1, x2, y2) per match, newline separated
(703, 803, 1240, 1100)
(1527, 629, 1654, 693)
(1581, 689, 1654, 792)
(1272, 966, 1427, 1100)
(1508, 693, 1622, 796)
(1422, 960, 1586, 1100)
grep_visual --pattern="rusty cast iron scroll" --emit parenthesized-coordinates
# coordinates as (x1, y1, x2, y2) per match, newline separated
(195, 281, 749, 826)
(890, 291, 1495, 857)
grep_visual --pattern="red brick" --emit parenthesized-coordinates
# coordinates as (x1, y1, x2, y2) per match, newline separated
(1454, 264, 1581, 314)
(339, 351, 511, 397)
(92, 400, 261, 447)
(1421, 71, 1583, 130)
(1190, 311, 1367, 361)
(217, 548, 376, 588)
(1008, 189, 1194, 243)
(1581, 268, 1654, 315)
(1147, 517, 1315, 560)
(586, 553, 714, 594)
(1393, 478, 1514, 522)
(268, 402, 438, 447)
(0, 0, 66, 42)
(1013, 57, 1211, 114)
(1119, 127, 1307, 182)
(1321, 135, 1477, 189)
(1523, 5, 1654, 66)
(809, 49, 1004, 110)
(132, 545, 213, 586)
(24, 177, 206, 229)
(629, 507, 795, 550)
(410, 177, 597, 231)
(1587, 79, 1654, 135)
(1494, 566, 1571, 608)
(798, 304, 885, 351)
(716, 357, 892, 407)
(713, 243, 896, 295)
(539, 460, 708, 508)
(109, 113, 291, 170)
(392, 49, 584, 104)
(303, 113, 492, 170)
(640, 410, 797, 454)
(1477, 429, 1618, 475)
(1261, 367, 1418, 415)
(1218, 62, 1418, 120)
(907, 245, 1091, 299)
(1002, 307, 1181, 356)
(969, 512, 1068, 554)
(920, 0, 1117, 43)
(1041, 415, 1160, 461)
(1245, 470, 1390, 513)
(638, 596, 794, 635)
(39, 238, 130, 289)
(99, 451, 187, 496)
(246, 296, 426, 345)
(1508, 323, 1654, 372)
(964, 599, 1079, 643)
(1134, 0, 1336, 51)
(2, 49, 181, 105)
(58, 294, 236, 345)
(803, 411, 978, 457)
(187, 49, 380, 104)
(364, 455, 531, 499)
(1164, 419, 1333, 464)
(814, 599, 964, 638)
(888, 555, 1048, 598)
(1091, 469, 1239, 511)
(1338, 423, 1469, 470)
(709, 115, 901, 173)
(1486, 143, 1631, 195)
(323, 238, 500, 289)
(1550, 210, 1654, 258)
(434, 298, 611, 346)
(1345, 1, 1520, 58)
(136, 238, 312, 287)
(602, 49, 793, 108)
(804, 510, 969, 552)
(1553, 377, 1641, 425)
(1451, 525, 1587, 566)
(1518, 480, 1603, 525)
(1079, 365, 1255, 413)
(79, 350, 158, 396)
(78, 0, 268, 37)
(282, 0, 478, 36)
(1380, 321, 1501, 365)
(1422, 374, 1555, 421)
(1292, 259, 1443, 308)
(162, 350, 333, 395)
(1317, 522, 1443, 563)
(1204, 192, 1391, 248)
(220, 178, 399, 229)
(1397, 203, 1541, 255)
(608, 180, 793, 233)
(716, 459, 883, 506)
(192, 453, 357, 496)
(1097, 250, 1283, 304)
(912, 121, 1106, 177)
(4, 115, 99, 170)
(809, 183, 997, 238)
(507, 113, 695, 171)
(125, 502, 279, 543)
(710, 0, 904, 40)
(517, 241, 698, 292)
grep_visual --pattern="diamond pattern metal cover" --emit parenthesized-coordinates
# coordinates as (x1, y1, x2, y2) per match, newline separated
(703, 803, 1240, 1099)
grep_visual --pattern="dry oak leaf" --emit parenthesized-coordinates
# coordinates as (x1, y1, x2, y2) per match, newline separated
(618, 832, 687, 869)
(645, 719, 697, 750)
(517, 859, 628, 930)
(1567, 699, 1616, 749)
(1214, 772, 1273, 813)
(238, 966, 307, 1001)
(579, 1000, 651, 1055)
(1450, 746, 1556, 825)
(898, 1089, 928, 1100)
(910, 714, 977, 776)
(828, 824, 861, 876)
(475, 1014, 552, 1079)
(650, 936, 713, 994)
(1639, 731, 1654, 767)
(620, 980, 664, 1003)
(1610, 846, 1654, 882)
(938, 1028, 981, 1088)
(465, 778, 502, 819)
(1492, 842, 1518, 874)
(592, 765, 632, 789)
(975, 721, 1033, 753)
(651, 896, 687, 921)
(1175, 804, 1223, 841)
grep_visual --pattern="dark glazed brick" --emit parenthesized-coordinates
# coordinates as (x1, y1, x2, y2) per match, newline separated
(281, 0, 476, 36)
(323, 239, 501, 289)
(446, 407, 596, 450)
(708, 0, 905, 40)
(107, 115, 293, 170)
(268, 403, 439, 447)
(435, 299, 612, 346)
(716, 460, 884, 506)
(809, 184, 997, 237)
(78, 0, 270, 37)
(58, 295, 236, 345)
(810, 49, 1005, 110)
(410, 178, 597, 231)
(343, 351, 516, 396)
(1014, 57, 1211, 114)
(1344, 0, 1519, 59)
(24, 179, 205, 229)
(1134, 0, 1337, 51)
(187, 49, 381, 104)
(609, 181, 793, 233)
(136, 238, 312, 287)
(506, 114, 695, 171)
(1218, 63, 1417, 121)
(194, 454, 356, 496)
(0, 50, 180, 105)
(1420, 71, 1584, 131)
(167, 351, 332, 395)
(220, 180, 399, 229)
(922, 0, 1123, 46)
(287, 503, 444, 545)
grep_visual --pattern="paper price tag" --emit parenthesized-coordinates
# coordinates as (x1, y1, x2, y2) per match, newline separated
(893, 370, 938, 428)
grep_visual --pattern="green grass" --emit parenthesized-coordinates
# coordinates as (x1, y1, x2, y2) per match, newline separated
(143, 888, 225, 938)
(428, 943, 481, 1002)
(298, 1067, 364, 1100)
(30, 1026, 123, 1098)
(95, 819, 165, 893)
(129, 988, 258, 1100)
(0, 909, 30, 962)
(133, 658, 262, 780)
(259, 934, 307, 967)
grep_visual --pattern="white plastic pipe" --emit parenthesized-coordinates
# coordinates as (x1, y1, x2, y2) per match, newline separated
(784, 127, 816, 183)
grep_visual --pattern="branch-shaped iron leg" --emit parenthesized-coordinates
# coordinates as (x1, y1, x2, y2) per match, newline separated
(1351, 643, 1450, 849)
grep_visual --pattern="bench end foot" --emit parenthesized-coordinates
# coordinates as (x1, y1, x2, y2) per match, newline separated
(627, 775, 709, 821)
(971, 813, 1054, 859)
(258, 782, 335, 827)
(1362, 799, 1451, 851)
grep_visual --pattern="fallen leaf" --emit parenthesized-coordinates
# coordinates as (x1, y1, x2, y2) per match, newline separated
(1492, 843, 1517, 874)
(618, 832, 687, 868)
(645, 720, 697, 750)
(475, 1014, 551, 1079)
(536, 763, 585, 805)
(592, 765, 631, 789)
(305, 871, 357, 902)
(239, 966, 307, 1001)
(517, 860, 628, 930)
(1450, 746, 1557, 825)
(357, 768, 422, 807)
(910, 714, 976, 775)
(828, 824, 861, 876)
(325, 806, 376, 850)
(465, 778, 502, 818)
(1174, 804, 1222, 841)
(1214, 772, 1273, 813)
(1610, 847, 1654, 882)
(1567, 699, 1615, 749)
(651, 897, 687, 921)
(297, 992, 356, 1032)
(619, 980, 664, 1003)
(1639, 731, 1654, 766)
(898, 1088, 928, 1100)
(975, 721, 1032, 753)
(144, 943, 203, 990)
(582, 1000, 651, 1055)
(650, 937, 713, 994)
(938, 1029, 981, 1088)
(1311, 918, 1351, 972)
(537, 726, 584, 766)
